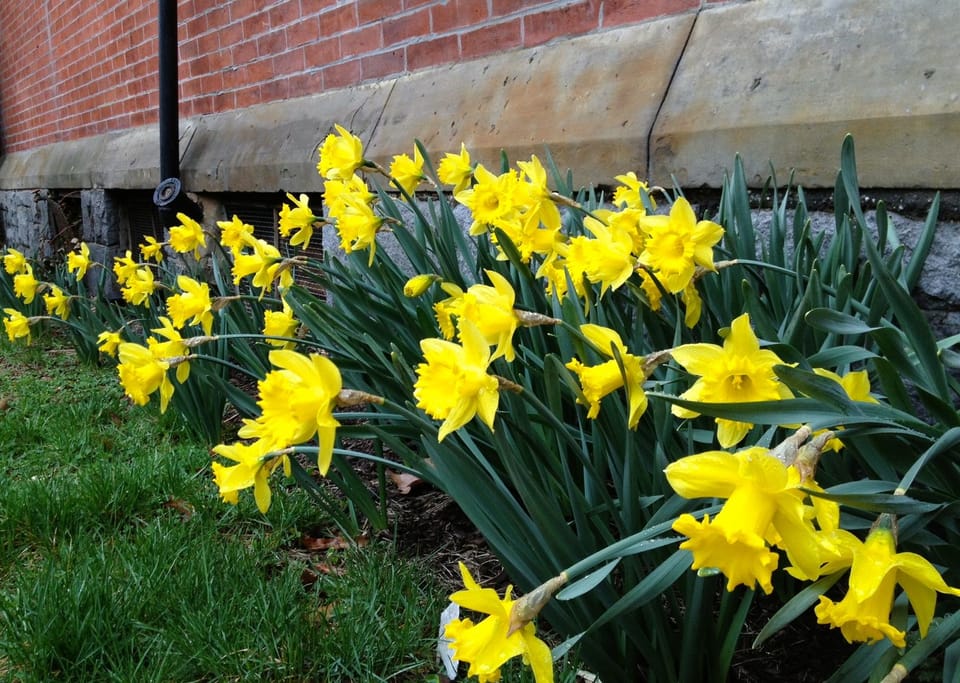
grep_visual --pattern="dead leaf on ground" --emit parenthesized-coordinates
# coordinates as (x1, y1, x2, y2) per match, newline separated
(163, 497, 195, 521)
(300, 532, 369, 551)
(388, 470, 426, 495)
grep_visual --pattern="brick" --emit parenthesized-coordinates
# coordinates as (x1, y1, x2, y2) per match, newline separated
(266, 0, 300, 30)
(304, 36, 341, 68)
(601, 0, 699, 27)
(404, 0, 438, 8)
(285, 16, 321, 48)
(260, 76, 291, 101)
(360, 48, 405, 79)
(322, 58, 361, 89)
(459, 18, 521, 60)
(358, 0, 404, 25)
(236, 85, 262, 107)
(339, 24, 383, 58)
(523, 0, 600, 47)
(300, 0, 338, 16)
(431, 0, 487, 33)
(383, 8, 431, 46)
(256, 29, 287, 56)
(491, 0, 551, 18)
(272, 47, 306, 75)
(320, 3, 359, 33)
(287, 68, 324, 94)
(406, 33, 459, 71)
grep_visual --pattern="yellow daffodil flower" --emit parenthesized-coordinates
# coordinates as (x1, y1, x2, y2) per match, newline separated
(613, 171, 656, 211)
(97, 329, 124, 357)
(140, 235, 165, 263)
(455, 164, 521, 236)
(445, 562, 553, 683)
(389, 145, 425, 196)
(168, 212, 206, 259)
(231, 235, 290, 296)
(112, 251, 139, 286)
(333, 193, 383, 265)
(121, 266, 156, 307)
(579, 216, 636, 296)
(66, 242, 92, 280)
(216, 215, 255, 255)
(671, 312, 793, 448)
(149, 317, 192, 385)
(3, 247, 28, 275)
(279, 193, 319, 250)
(3, 308, 32, 343)
(262, 300, 299, 348)
(414, 319, 500, 441)
(815, 524, 960, 647)
(13, 263, 38, 304)
(166, 275, 214, 335)
(403, 273, 439, 297)
(638, 197, 723, 293)
(43, 285, 71, 320)
(317, 124, 364, 180)
(666, 446, 824, 593)
(211, 438, 290, 513)
(435, 271, 519, 362)
(811, 368, 879, 452)
(117, 342, 174, 412)
(437, 143, 473, 195)
(323, 173, 374, 217)
(252, 349, 342, 474)
(566, 324, 648, 428)
(517, 155, 562, 233)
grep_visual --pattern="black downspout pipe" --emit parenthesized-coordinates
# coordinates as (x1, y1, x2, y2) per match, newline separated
(153, 0, 203, 228)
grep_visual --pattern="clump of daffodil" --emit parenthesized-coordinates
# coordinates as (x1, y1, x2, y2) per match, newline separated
(414, 318, 500, 441)
(217, 214, 255, 255)
(444, 562, 554, 683)
(166, 275, 215, 335)
(810, 367, 879, 452)
(317, 124, 365, 180)
(434, 270, 520, 362)
(638, 197, 723, 294)
(565, 324, 654, 429)
(140, 235, 165, 263)
(389, 145, 426, 196)
(671, 312, 793, 448)
(279, 193, 322, 250)
(42, 285, 71, 320)
(3, 247, 28, 275)
(66, 242, 93, 280)
(437, 142, 473, 194)
(666, 444, 829, 593)
(120, 266, 156, 307)
(3, 308, 32, 343)
(13, 263, 38, 304)
(168, 212, 206, 259)
(262, 299, 299, 349)
(815, 516, 960, 647)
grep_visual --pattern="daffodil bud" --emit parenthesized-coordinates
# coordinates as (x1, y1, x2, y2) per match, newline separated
(403, 273, 439, 297)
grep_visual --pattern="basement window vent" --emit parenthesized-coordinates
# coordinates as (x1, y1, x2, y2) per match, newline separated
(122, 192, 163, 251)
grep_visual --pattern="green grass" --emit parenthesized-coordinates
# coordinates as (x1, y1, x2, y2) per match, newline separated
(0, 337, 448, 682)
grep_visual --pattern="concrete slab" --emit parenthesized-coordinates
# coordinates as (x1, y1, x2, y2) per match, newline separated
(651, 0, 960, 188)
(180, 81, 393, 193)
(365, 14, 695, 189)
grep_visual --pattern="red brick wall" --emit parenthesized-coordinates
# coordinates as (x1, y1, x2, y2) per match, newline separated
(0, 0, 703, 155)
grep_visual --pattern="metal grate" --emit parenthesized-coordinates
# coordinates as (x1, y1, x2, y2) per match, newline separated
(124, 192, 163, 249)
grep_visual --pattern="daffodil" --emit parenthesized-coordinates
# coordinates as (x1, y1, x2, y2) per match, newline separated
(671, 313, 793, 448)
(97, 329, 123, 357)
(317, 124, 364, 180)
(613, 171, 655, 211)
(389, 146, 425, 196)
(13, 264, 38, 304)
(333, 193, 383, 265)
(166, 275, 214, 335)
(262, 300, 299, 348)
(3, 308, 32, 343)
(217, 215, 255, 255)
(666, 446, 824, 593)
(66, 242, 92, 280)
(112, 251, 139, 286)
(250, 349, 342, 474)
(231, 235, 290, 296)
(211, 438, 290, 512)
(414, 319, 500, 441)
(435, 271, 519, 362)
(149, 317, 192, 385)
(445, 562, 553, 683)
(323, 173, 374, 217)
(811, 368, 879, 452)
(437, 143, 473, 194)
(455, 164, 521, 235)
(566, 324, 648, 428)
(121, 266, 156, 307)
(278, 193, 319, 250)
(815, 524, 960, 647)
(117, 342, 174, 412)
(403, 273, 439, 297)
(579, 216, 637, 296)
(43, 285, 71, 320)
(516, 155, 562, 233)
(140, 236, 165, 263)
(638, 197, 723, 293)
(3, 247, 27, 275)
(168, 212, 206, 259)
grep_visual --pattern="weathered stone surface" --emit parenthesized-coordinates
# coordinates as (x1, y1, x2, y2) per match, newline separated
(0, 190, 53, 258)
(652, 0, 960, 188)
(81, 190, 122, 247)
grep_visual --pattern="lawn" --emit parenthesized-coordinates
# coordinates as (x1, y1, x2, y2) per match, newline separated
(0, 335, 448, 682)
